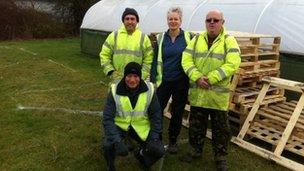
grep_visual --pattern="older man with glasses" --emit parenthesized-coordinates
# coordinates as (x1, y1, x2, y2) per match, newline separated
(180, 10, 241, 171)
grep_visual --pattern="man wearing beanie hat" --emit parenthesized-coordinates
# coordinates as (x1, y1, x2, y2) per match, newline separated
(100, 7, 153, 83)
(102, 62, 164, 171)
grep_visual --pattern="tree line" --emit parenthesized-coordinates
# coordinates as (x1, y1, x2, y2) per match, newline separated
(0, 0, 99, 40)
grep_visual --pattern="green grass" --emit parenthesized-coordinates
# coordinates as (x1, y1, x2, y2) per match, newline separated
(0, 38, 289, 170)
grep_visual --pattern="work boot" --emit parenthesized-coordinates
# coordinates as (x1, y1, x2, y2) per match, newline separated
(179, 149, 202, 163)
(168, 143, 178, 154)
(216, 160, 228, 171)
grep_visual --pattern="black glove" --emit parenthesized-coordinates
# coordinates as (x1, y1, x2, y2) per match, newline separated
(146, 139, 165, 158)
(114, 141, 128, 156)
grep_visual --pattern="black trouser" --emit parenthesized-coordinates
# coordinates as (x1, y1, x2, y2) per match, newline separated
(157, 76, 189, 144)
(188, 106, 231, 161)
(103, 127, 163, 170)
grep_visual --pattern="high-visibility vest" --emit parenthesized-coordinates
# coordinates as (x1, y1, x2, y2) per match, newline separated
(100, 25, 153, 79)
(111, 81, 154, 141)
(155, 31, 192, 86)
(182, 27, 241, 111)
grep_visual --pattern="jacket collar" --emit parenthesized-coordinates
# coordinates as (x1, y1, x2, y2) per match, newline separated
(203, 27, 226, 43)
(119, 24, 139, 34)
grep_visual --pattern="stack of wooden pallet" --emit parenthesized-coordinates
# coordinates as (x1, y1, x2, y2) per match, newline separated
(228, 32, 285, 125)
(233, 77, 304, 170)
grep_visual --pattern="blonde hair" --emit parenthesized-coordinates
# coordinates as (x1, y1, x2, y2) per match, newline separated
(167, 7, 183, 20)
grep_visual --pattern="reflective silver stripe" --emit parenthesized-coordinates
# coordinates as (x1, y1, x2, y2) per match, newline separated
(104, 65, 114, 72)
(210, 53, 225, 60)
(186, 66, 196, 75)
(113, 49, 142, 57)
(211, 85, 230, 93)
(101, 62, 111, 68)
(217, 68, 227, 79)
(193, 34, 199, 57)
(113, 31, 118, 51)
(140, 33, 145, 51)
(224, 34, 229, 55)
(145, 46, 153, 52)
(190, 83, 197, 88)
(144, 82, 154, 114)
(103, 41, 112, 50)
(184, 48, 193, 54)
(122, 111, 145, 116)
(194, 52, 208, 58)
(157, 33, 164, 46)
(112, 84, 124, 117)
(194, 52, 225, 60)
(142, 64, 150, 72)
(227, 48, 240, 53)
(190, 84, 230, 93)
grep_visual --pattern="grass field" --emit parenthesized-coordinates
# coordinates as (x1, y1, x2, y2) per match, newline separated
(0, 38, 289, 170)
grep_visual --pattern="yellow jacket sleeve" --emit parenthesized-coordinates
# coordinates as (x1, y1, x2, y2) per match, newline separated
(100, 32, 115, 76)
(182, 36, 203, 83)
(141, 35, 153, 79)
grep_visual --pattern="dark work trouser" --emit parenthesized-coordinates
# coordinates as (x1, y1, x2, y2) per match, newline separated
(188, 106, 231, 161)
(156, 76, 189, 144)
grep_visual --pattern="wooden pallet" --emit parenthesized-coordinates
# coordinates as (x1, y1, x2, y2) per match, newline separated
(230, 95, 286, 114)
(247, 122, 304, 157)
(239, 60, 280, 75)
(233, 77, 304, 171)
(236, 36, 280, 62)
(233, 86, 284, 103)
(241, 52, 279, 62)
(236, 70, 280, 86)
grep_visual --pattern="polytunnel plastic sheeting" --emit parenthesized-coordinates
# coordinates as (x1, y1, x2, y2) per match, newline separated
(140, 0, 202, 32)
(188, 0, 271, 32)
(81, 0, 121, 31)
(255, 0, 304, 55)
(81, 0, 304, 55)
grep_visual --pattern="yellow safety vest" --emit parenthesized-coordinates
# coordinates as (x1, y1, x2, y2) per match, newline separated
(100, 25, 153, 79)
(155, 31, 192, 86)
(182, 28, 241, 111)
(111, 81, 154, 141)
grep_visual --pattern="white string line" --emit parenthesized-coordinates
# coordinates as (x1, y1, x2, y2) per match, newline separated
(18, 81, 107, 94)
(18, 47, 37, 56)
(48, 59, 76, 72)
(17, 104, 103, 116)
(0, 62, 20, 69)
(0, 45, 37, 55)
(0, 45, 10, 49)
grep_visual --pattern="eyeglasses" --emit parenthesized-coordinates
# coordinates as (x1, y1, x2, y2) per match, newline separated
(125, 17, 136, 21)
(205, 18, 221, 23)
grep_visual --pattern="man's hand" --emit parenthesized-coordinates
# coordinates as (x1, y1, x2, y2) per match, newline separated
(114, 140, 128, 156)
(146, 138, 165, 158)
(196, 76, 211, 89)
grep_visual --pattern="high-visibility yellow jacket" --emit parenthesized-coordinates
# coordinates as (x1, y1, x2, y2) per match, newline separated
(155, 31, 192, 86)
(100, 25, 153, 79)
(182, 28, 241, 111)
(111, 81, 154, 141)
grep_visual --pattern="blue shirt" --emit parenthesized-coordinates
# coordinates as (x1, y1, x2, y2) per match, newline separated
(162, 29, 187, 81)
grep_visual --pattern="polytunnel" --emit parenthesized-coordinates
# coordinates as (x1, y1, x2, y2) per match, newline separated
(80, 0, 304, 57)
